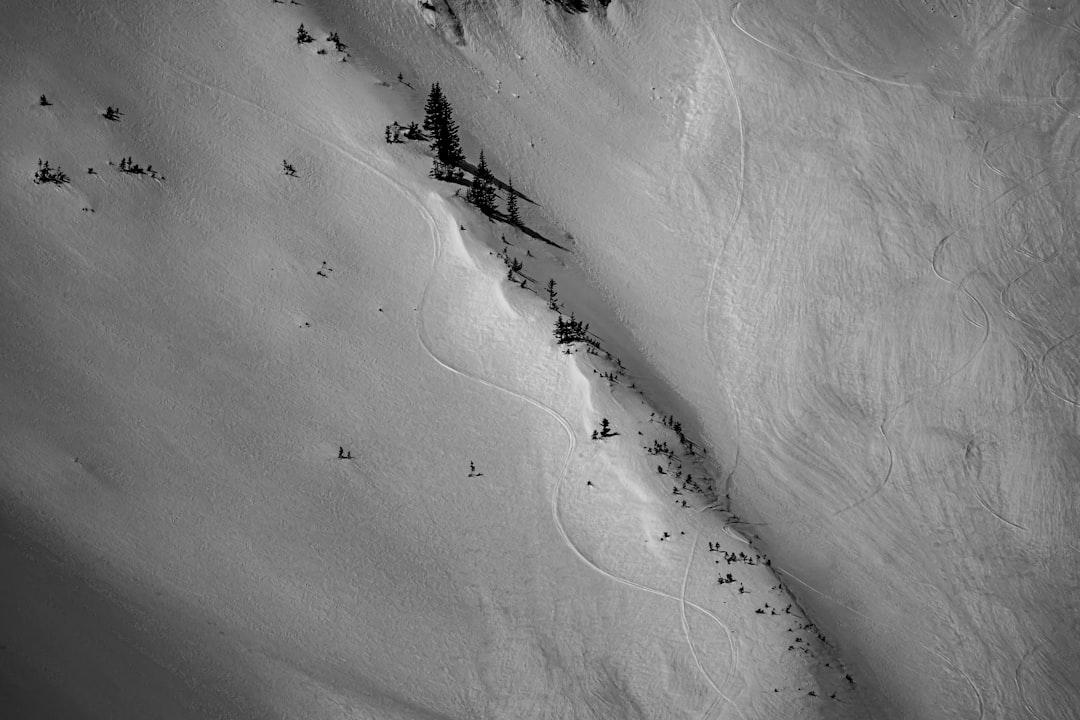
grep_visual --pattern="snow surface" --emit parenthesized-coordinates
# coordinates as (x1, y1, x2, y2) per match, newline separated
(2, 0, 1078, 719)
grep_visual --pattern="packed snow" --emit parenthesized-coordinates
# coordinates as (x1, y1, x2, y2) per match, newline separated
(3, 1, 1079, 719)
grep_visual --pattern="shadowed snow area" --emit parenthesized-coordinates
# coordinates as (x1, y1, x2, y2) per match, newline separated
(2, 0, 1079, 719)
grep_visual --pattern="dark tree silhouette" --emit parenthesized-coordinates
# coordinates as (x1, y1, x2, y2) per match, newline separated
(467, 150, 497, 216)
(423, 83, 464, 170)
(34, 159, 69, 185)
(506, 174, 521, 225)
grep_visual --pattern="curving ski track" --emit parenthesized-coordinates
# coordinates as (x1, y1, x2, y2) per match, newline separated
(689, 0, 747, 499)
(730, 1, 1075, 106)
(680, 532, 745, 720)
(1015, 642, 1050, 720)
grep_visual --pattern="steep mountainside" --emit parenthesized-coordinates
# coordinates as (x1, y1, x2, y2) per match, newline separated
(359, 1, 1080, 718)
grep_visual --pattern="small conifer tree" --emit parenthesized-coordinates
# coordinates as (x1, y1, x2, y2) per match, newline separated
(506, 174, 521, 226)
(423, 83, 445, 136)
(296, 24, 313, 44)
(429, 159, 449, 180)
(467, 150, 497, 216)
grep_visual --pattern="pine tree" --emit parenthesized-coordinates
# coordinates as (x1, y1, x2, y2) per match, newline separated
(296, 24, 313, 44)
(506, 174, 521, 225)
(423, 83, 444, 136)
(423, 83, 465, 169)
(438, 103, 464, 167)
(467, 150, 497, 216)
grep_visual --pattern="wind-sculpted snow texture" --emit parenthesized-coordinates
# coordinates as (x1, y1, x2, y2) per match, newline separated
(4, 0, 1080, 718)
(351, 1, 1080, 718)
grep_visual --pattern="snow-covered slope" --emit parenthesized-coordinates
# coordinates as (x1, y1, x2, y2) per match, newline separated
(343, 1, 1080, 719)
(0, 1, 868, 719)
(6, 0, 1080, 718)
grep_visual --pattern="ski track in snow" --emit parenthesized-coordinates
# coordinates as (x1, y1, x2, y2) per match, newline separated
(774, 564, 987, 719)
(1015, 642, 1049, 720)
(1037, 331, 1080, 407)
(725, 0, 1080, 501)
(834, 126, 1080, 519)
(412, 221, 751, 720)
(729, 0, 1078, 106)
(728, 2, 912, 90)
(679, 532, 745, 720)
(690, 0, 747, 494)
(709, 14, 1053, 709)
(1003, 0, 1080, 37)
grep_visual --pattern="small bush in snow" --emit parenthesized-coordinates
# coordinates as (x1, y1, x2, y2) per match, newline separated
(429, 160, 461, 181)
(296, 24, 313, 44)
(327, 32, 347, 52)
(506, 256, 523, 281)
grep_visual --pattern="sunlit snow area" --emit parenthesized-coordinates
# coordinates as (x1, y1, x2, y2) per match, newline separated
(2, 1, 1079, 719)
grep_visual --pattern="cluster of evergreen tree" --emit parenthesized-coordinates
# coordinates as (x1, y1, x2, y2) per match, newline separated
(422, 82, 524, 224)
(553, 313, 593, 345)
(33, 159, 69, 185)
(423, 83, 464, 179)
(467, 152, 523, 224)
(117, 156, 148, 174)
